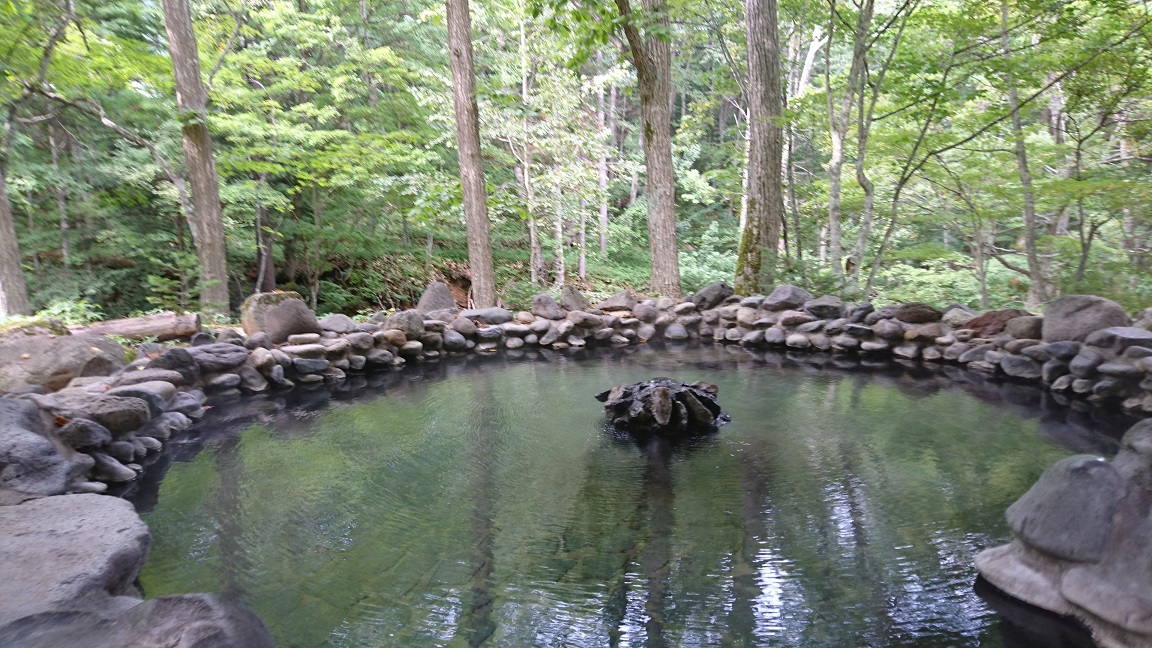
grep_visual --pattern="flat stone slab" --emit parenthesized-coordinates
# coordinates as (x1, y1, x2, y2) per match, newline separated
(0, 494, 150, 626)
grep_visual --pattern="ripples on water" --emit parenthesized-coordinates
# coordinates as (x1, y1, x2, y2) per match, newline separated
(131, 346, 1128, 647)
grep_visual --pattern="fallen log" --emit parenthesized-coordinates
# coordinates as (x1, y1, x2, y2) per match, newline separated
(69, 311, 201, 342)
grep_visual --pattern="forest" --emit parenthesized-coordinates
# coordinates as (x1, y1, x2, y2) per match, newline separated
(1, 0, 1150, 324)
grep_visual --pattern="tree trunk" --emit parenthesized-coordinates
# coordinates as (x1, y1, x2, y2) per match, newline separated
(616, 0, 681, 296)
(0, 109, 30, 317)
(578, 198, 587, 280)
(519, 19, 544, 286)
(162, 0, 230, 318)
(49, 122, 71, 265)
(70, 311, 201, 341)
(597, 55, 610, 255)
(254, 178, 276, 293)
(447, 0, 497, 307)
(554, 198, 565, 286)
(824, 0, 873, 278)
(735, 0, 784, 295)
(1000, 0, 1046, 308)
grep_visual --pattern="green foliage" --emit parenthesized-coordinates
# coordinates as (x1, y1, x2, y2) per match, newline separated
(34, 298, 104, 326)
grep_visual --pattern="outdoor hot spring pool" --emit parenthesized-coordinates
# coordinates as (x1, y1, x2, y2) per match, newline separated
(131, 346, 1125, 647)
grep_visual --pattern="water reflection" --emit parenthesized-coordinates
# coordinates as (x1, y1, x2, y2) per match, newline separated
(130, 345, 1129, 647)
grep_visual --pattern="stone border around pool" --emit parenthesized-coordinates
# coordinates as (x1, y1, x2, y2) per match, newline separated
(2, 281, 1152, 647)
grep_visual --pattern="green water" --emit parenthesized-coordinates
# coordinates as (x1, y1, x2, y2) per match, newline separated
(138, 348, 1106, 647)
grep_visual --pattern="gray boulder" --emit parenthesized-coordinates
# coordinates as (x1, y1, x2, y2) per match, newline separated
(57, 418, 112, 452)
(0, 399, 73, 504)
(378, 310, 425, 340)
(560, 285, 591, 311)
(318, 313, 359, 334)
(145, 348, 201, 386)
(762, 285, 813, 311)
(416, 281, 459, 314)
(688, 281, 734, 311)
(0, 593, 275, 648)
(1005, 315, 1044, 340)
(262, 299, 323, 344)
(0, 335, 126, 393)
(531, 294, 565, 320)
(894, 302, 943, 324)
(804, 295, 844, 320)
(1084, 326, 1152, 353)
(596, 290, 638, 312)
(50, 392, 151, 434)
(239, 291, 306, 336)
(1042, 295, 1131, 342)
(459, 307, 514, 325)
(0, 494, 149, 625)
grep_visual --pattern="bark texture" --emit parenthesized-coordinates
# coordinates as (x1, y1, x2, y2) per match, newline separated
(735, 0, 784, 295)
(617, 0, 681, 296)
(0, 111, 30, 317)
(162, 0, 230, 317)
(447, 0, 496, 307)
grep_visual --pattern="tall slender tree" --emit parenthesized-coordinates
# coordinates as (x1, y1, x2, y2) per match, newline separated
(161, 0, 230, 316)
(615, 0, 682, 296)
(447, 0, 497, 307)
(734, 0, 784, 295)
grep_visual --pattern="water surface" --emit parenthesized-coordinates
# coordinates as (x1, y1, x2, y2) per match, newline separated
(136, 346, 1126, 647)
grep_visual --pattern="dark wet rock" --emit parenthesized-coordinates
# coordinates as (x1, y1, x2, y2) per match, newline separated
(560, 285, 591, 312)
(443, 329, 469, 352)
(1043, 295, 1131, 343)
(804, 295, 844, 319)
(1085, 326, 1152, 354)
(1042, 359, 1069, 384)
(864, 305, 901, 325)
(1046, 341, 1082, 361)
(136, 412, 190, 441)
(164, 392, 206, 420)
(1001, 355, 1043, 380)
(293, 357, 330, 374)
(531, 294, 565, 320)
(90, 451, 137, 483)
(596, 379, 727, 438)
(1069, 348, 1104, 378)
(459, 307, 514, 325)
(688, 281, 734, 311)
(762, 285, 813, 311)
(262, 299, 323, 344)
(0, 335, 126, 393)
(1097, 362, 1144, 380)
(236, 366, 268, 393)
(416, 281, 459, 314)
(204, 372, 241, 391)
(189, 332, 214, 346)
(145, 348, 202, 387)
(318, 313, 359, 334)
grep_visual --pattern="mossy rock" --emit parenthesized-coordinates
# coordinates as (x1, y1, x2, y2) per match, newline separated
(239, 291, 305, 336)
(0, 318, 70, 343)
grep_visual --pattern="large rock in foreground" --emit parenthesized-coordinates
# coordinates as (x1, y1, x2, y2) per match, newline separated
(0, 335, 125, 393)
(1042, 295, 1131, 343)
(0, 494, 149, 625)
(976, 418, 1152, 648)
(596, 379, 728, 438)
